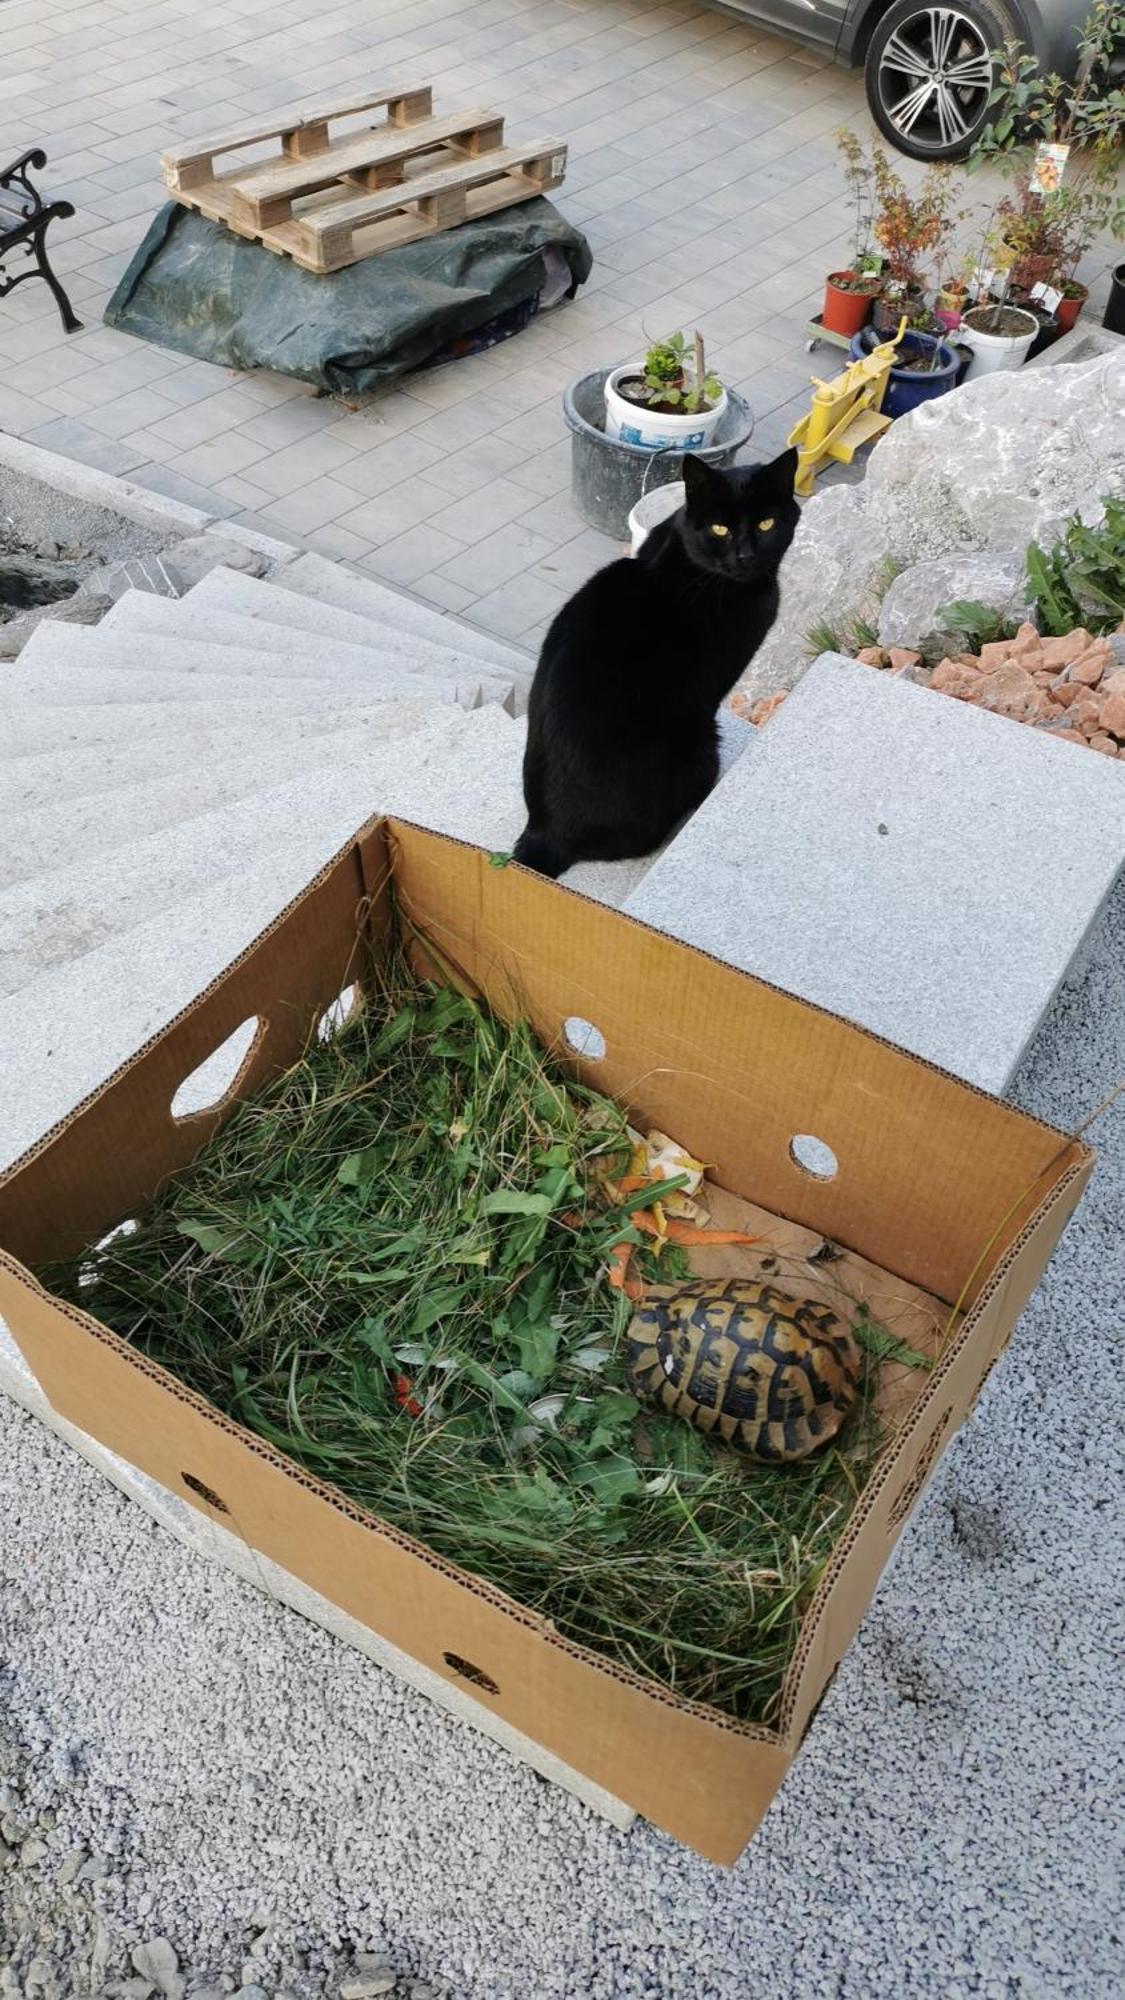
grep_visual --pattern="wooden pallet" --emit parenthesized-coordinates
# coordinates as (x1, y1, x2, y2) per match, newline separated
(160, 84, 567, 274)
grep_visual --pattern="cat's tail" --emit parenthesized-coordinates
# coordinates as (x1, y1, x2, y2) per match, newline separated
(512, 825, 573, 880)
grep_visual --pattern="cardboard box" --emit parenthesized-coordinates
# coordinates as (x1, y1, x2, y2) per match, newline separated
(0, 819, 1091, 1865)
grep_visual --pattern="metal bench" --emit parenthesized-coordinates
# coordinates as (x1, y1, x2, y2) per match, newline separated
(0, 148, 81, 332)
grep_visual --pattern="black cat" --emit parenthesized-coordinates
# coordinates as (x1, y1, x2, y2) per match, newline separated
(512, 447, 799, 879)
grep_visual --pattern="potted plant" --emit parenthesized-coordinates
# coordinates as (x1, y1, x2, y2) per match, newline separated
(934, 271, 972, 331)
(848, 323, 961, 418)
(822, 129, 883, 337)
(604, 330, 728, 452)
(869, 146, 963, 333)
(958, 231, 1041, 378)
(968, 3, 1125, 340)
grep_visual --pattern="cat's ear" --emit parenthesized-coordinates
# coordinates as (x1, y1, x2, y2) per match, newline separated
(763, 446, 799, 494)
(681, 453, 725, 508)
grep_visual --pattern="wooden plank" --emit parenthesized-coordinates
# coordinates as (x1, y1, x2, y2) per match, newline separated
(295, 139, 567, 270)
(225, 108, 503, 229)
(160, 84, 433, 192)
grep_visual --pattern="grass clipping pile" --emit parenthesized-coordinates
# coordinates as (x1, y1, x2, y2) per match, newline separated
(49, 957, 934, 1725)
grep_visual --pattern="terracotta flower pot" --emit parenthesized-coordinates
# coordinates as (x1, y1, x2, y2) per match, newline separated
(1055, 285, 1087, 334)
(822, 273, 877, 337)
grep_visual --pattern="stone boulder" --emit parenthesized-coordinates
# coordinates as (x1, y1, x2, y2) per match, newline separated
(735, 349, 1125, 705)
(737, 483, 891, 700)
(877, 552, 1030, 654)
(864, 351, 1125, 560)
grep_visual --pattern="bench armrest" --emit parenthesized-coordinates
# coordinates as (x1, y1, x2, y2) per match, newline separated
(0, 149, 48, 211)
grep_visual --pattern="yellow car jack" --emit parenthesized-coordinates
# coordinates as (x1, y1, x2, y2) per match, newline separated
(787, 318, 907, 496)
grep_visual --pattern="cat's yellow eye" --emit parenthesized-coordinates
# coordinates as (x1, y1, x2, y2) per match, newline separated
(758, 517, 775, 531)
(710, 522, 730, 537)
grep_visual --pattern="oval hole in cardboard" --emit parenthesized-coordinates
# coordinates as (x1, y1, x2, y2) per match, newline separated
(563, 1016, 606, 1061)
(317, 983, 363, 1043)
(181, 1472, 230, 1514)
(171, 1017, 263, 1121)
(442, 1650, 500, 1696)
(789, 1133, 838, 1180)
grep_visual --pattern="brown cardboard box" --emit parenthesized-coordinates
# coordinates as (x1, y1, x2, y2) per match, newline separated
(0, 819, 1091, 1865)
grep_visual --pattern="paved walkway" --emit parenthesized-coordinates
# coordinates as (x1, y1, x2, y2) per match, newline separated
(0, 0, 1116, 655)
(0, 0, 879, 651)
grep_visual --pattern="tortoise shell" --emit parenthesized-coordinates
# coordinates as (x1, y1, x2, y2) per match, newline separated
(626, 1277, 862, 1463)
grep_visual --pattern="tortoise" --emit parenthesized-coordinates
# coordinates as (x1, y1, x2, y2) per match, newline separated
(626, 1277, 862, 1463)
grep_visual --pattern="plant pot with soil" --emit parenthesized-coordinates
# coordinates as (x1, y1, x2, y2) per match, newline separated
(822, 271, 881, 337)
(934, 281, 970, 332)
(1055, 280, 1089, 333)
(825, 129, 884, 336)
(1104, 261, 1125, 336)
(959, 303, 1040, 378)
(603, 330, 728, 453)
(849, 326, 960, 419)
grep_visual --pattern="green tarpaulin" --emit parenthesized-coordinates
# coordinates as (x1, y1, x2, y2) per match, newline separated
(105, 198, 591, 396)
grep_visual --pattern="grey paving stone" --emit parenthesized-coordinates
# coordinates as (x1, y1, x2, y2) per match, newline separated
(626, 655, 1125, 1092)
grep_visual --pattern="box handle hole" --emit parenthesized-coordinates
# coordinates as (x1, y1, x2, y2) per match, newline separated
(789, 1133, 838, 1180)
(317, 983, 363, 1043)
(563, 1016, 605, 1061)
(171, 1016, 265, 1121)
(442, 1650, 499, 1695)
(181, 1472, 230, 1514)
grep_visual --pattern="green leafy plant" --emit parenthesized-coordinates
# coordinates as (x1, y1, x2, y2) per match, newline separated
(870, 144, 965, 295)
(971, 3, 1125, 165)
(832, 127, 884, 291)
(968, 5, 1125, 299)
(637, 330, 723, 414)
(805, 618, 842, 656)
(933, 599, 1021, 647)
(1026, 498, 1125, 635)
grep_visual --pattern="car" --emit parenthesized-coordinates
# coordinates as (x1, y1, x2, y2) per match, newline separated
(710, 0, 1093, 159)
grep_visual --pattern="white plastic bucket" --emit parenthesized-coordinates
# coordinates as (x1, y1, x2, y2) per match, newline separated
(604, 363, 727, 452)
(959, 307, 1038, 380)
(627, 481, 685, 555)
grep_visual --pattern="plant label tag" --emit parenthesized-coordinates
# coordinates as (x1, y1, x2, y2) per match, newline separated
(1030, 281, 1064, 314)
(1030, 142, 1069, 197)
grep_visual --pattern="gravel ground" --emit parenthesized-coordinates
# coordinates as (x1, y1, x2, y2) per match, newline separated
(1, 468, 166, 571)
(1, 877, 1122, 2000)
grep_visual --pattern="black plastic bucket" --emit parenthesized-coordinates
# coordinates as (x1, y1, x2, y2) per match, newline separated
(1104, 262, 1125, 335)
(562, 369, 755, 539)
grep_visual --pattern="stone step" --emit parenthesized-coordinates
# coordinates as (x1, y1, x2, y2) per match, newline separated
(0, 698, 434, 761)
(185, 565, 531, 709)
(0, 703, 438, 810)
(0, 703, 503, 893)
(272, 548, 532, 676)
(101, 585, 518, 712)
(17, 619, 496, 709)
(0, 706, 519, 998)
(0, 707, 526, 1170)
(626, 653, 1125, 1093)
(1, 657, 474, 713)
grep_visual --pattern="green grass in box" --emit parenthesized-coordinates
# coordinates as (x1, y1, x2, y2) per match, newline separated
(46, 955, 921, 1724)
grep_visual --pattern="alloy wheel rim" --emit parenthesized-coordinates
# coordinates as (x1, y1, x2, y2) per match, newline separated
(878, 8, 993, 150)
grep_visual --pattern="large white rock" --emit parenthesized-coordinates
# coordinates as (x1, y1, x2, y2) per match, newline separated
(877, 552, 1030, 653)
(738, 350, 1125, 703)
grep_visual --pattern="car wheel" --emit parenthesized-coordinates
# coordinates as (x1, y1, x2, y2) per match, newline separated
(864, 0, 1016, 160)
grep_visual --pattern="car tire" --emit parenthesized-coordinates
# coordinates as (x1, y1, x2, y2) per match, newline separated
(864, 0, 1018, 160)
